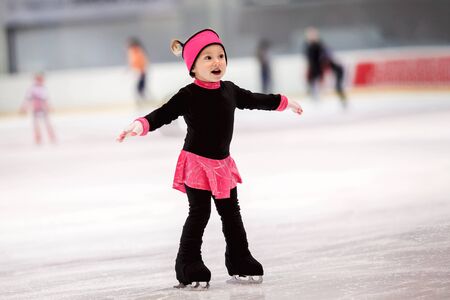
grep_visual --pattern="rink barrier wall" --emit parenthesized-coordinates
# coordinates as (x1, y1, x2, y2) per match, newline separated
(0, 46, 449, 114)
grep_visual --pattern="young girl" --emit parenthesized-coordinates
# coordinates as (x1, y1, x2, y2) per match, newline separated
(20, 72, 56, 145)
(117, 29, 302, 289)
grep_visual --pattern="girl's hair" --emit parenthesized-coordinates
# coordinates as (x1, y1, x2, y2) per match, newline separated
(170, 39, 183, 57)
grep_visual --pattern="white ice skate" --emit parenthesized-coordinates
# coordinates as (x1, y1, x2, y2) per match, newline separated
(226, 275, 263, 284)
(173, 281, 210, 290)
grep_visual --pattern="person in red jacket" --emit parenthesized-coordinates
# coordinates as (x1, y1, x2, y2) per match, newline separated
(127, 37, 149, 104)
(117, 29, 302, 289)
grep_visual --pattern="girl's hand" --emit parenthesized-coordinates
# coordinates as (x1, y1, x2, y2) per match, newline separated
(19, 102, 29, 115)
(288, 99, 303, 115)
(19, 107, 27, 115)
(116, 120, 143, 143)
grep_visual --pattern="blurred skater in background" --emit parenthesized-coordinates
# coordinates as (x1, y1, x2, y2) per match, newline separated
(256, 38, 273, 93)
(304, 27, 347, 107)
(127, 37, 149, 105)
(20, 72, 56, 145)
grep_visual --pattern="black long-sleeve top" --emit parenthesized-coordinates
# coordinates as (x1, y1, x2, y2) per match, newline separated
(144, 81, 282, 159)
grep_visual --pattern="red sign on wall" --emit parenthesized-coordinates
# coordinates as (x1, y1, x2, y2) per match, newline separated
(353, 56, 450, 87)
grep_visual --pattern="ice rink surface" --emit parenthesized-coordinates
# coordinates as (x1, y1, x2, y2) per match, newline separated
(1, 91, 450, 299)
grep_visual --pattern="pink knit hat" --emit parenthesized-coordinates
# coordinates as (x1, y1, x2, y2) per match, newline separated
(171, 29, 227, 76)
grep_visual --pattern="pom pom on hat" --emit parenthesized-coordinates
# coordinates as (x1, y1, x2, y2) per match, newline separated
(170, 39, 183, 57)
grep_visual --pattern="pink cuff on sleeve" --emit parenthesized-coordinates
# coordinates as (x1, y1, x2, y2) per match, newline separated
(276, 95, 289, 111)
(135, 117, 150, 136)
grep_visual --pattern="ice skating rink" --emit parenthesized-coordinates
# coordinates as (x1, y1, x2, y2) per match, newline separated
(1, 91, 450, 299)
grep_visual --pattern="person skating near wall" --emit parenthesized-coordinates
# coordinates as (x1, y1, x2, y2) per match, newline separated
(127, 37, 149, 105)
(304, 27, 347, 107)
(256, 38, 273, 93)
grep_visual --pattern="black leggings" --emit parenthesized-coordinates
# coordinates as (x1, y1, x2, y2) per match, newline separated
(176, 185, 250, 264)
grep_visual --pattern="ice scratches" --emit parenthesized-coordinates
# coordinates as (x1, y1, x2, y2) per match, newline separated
(143, 280, 266, 299)
(397, 223, 450, 244)
(7, 250, 163, 274)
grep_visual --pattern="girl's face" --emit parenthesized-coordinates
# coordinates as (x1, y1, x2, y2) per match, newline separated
(35, 75, 44, 85)
(192, 44, 227, 82)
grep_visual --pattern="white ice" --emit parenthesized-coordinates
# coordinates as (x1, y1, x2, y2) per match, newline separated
(1, 92, 450, 299)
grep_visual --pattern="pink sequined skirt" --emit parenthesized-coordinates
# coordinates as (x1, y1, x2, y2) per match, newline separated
(173, 150, 242, 199)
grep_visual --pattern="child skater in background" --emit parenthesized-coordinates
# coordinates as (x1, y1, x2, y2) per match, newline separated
(20, 72, 56, 145)
(127, 37, 149, 105)
(117, 29, 303, 289)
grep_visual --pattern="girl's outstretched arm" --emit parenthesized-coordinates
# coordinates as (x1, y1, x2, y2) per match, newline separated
(232, 82, 302, 115)
(116, 119, 144, 143)
(117, 89, 186, 143)
(19, 101, 29, 115)
(287, 98, 303, 115)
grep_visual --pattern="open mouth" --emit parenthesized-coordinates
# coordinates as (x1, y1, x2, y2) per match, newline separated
(211, 70, 221, 75)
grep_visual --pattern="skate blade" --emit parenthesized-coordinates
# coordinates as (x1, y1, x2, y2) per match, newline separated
(173, 282, 210, 290)
(227, 275, 263, 284)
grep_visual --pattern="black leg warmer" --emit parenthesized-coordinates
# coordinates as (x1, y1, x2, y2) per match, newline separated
(175, 185, 212, 284)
